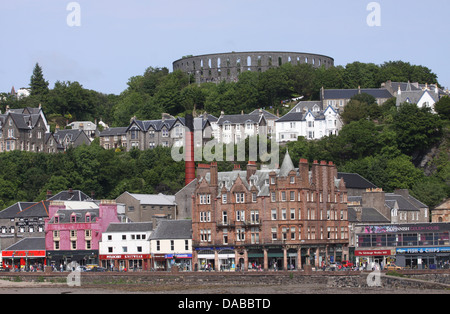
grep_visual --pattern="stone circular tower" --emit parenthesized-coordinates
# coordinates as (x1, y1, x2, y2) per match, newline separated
(173, 51, 334, 84)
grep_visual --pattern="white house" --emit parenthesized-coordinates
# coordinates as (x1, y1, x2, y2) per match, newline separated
(149, 219, 192, 271)
(99, 222, 153, 271)
(275, 101, 342, 142)
(395, 83, 441, 112)
(215, 112, 267, 144)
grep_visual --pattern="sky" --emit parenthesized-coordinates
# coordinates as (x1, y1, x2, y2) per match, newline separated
(1, 0, 449, 95)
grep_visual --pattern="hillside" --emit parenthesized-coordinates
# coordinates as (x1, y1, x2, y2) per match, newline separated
(0, 61, 448, 209)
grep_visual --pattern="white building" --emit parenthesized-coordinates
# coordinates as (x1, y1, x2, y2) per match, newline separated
(149, 219, 192, 271)
(99, 222, 153, 271)
(215, 112, 267, 144)
(275, 101, 342, 142)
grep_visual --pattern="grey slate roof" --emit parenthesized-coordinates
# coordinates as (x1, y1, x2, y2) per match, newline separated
(249, 109, 278, 120)
(337, 173, 377, 189)
(53, 129, 89, 144)
(385, 194, 421, 211)
(106, 222, 153, 233)
(0, 201, 50, 219)
(322, 88, 393, 100)
(217, 114, 265, 125)
(49, 208, 99, 223)
(149, 219, 192, 240)
(99, 127, 128, 137)
(49, 190, 92, 202)
(3, 237, 45, 251)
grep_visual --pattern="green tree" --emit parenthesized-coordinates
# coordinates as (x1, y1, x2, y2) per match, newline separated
(434, 96, 450, 120)
(392, 103, 443, 157)
(29, 63, 49, 97)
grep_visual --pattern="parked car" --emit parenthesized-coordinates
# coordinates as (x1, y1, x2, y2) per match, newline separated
(385, 263, 403, 271)
(341, 260, 354, 268)
(86, 266, 107, 272)
(328, 262, 342, 271)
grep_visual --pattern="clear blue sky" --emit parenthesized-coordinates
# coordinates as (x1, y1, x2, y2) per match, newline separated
(1, 0, 449, 95)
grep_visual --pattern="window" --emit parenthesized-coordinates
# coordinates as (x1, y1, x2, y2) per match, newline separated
(171, 240, 175, 251)
(271, 209, 277, 220)
(71, 215, 76, 223)
(200, 211, 211, 222)
(137, 246, 142, 252)
(200, 229, 211, 242)
(54, 241, 60, 250)
(71, 240, 77, 250)
(108, 235, 112, 241)
(123, 246, 128, 253)
(235, 193, 245, 203)
(85, 214, 91, 222)
(223, 229, 228, 244)
(108, 247, 113, 253)
(122, 235, 126, 240)
(250, 211, 259, 224)
(290, 208, 295, 220)
(281, 209, 287, 220)
(271, 192, 276, 202)
(290, 191, 295, 201)
(281, 191, 286, 202)
(271, 228, 277, 240)
(156, 240, 160, 251)
(252, 192, 257, 202)
(222, 211, 228, 224)
(86, 240, 91, 250)
(185, 240, 189, 250)
(251, 228, 259, 244)
(282, 228, 288, 240)
(222, 194, 227, 204)
(199, 194, 211, 204)
(236, 210, 245, 222)
(236, 228, 245, 241)
(291, 227, 296, 240)
(162, 128, 169, 137)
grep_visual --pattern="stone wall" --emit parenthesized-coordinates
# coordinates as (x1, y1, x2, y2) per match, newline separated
(173, 51, 334, 84)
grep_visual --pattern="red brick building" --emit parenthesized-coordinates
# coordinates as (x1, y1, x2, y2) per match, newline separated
(192, 152, 350, 271)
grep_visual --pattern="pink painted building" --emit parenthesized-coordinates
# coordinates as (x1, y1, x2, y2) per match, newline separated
(44, 200, 119, 269)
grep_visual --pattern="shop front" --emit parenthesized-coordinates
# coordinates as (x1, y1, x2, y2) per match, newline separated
(152, 254, 167, 271)
(355, 249, 394, 270)
(99, 254, 151, 271)
(46, 250, 98, 271)
(165, 253, 192, 271)
(396, 247, 450, 270)
(218, 249, 235, 271)
(196, 249, 215, 271)
(2, 249, 46, 271)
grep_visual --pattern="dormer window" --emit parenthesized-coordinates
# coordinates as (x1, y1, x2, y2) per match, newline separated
(70, 213, 76, 223)
(85, 213, 91, 222)
(54, 215, 59, 223)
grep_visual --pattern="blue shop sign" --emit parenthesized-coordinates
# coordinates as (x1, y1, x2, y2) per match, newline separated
(165, 254, 192, 259)
(396, 247, 450, 254)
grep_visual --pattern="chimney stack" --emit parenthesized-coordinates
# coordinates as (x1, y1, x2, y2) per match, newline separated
(247, 161, 257, 181)
(210, 162, 218, 187)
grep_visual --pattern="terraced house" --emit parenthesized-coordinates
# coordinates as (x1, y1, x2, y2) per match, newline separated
(121, 113, 212, 151)
(191, 152, 349, 272)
